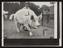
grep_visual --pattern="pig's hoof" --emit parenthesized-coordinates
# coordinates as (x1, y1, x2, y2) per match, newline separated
(29, 32, 33, 36)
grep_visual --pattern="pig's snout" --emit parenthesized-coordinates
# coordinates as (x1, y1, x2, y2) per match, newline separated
(37, 24, 41, 27)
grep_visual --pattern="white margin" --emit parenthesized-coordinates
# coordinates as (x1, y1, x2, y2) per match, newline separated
(54, 2, 57, 39)
(59, 2, 62, 47)
(2, 2, 4, 46)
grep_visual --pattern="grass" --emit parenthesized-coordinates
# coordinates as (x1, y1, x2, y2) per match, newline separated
(4, 19, 54, 39)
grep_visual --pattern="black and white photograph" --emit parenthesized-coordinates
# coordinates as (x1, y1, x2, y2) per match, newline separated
(1, 1, 62, 47)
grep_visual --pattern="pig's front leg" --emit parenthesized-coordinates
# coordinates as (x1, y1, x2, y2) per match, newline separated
(24, 24, 33, 36)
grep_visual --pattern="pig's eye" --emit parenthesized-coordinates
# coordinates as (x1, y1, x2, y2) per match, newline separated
(31, 15, 35, 22)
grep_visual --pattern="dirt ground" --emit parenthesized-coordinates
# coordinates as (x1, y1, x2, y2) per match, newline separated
(4, 19, 54, 39)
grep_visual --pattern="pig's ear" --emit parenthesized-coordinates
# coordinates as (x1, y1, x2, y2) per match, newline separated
(31, 15, 35, 22)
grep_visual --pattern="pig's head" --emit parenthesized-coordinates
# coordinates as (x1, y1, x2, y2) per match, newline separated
(30, 15, 41, 29)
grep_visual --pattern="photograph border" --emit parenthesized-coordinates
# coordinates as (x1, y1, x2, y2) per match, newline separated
(0, 0, 62, 47)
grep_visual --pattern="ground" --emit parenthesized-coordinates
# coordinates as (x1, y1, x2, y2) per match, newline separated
(4, 19, 54, 39)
